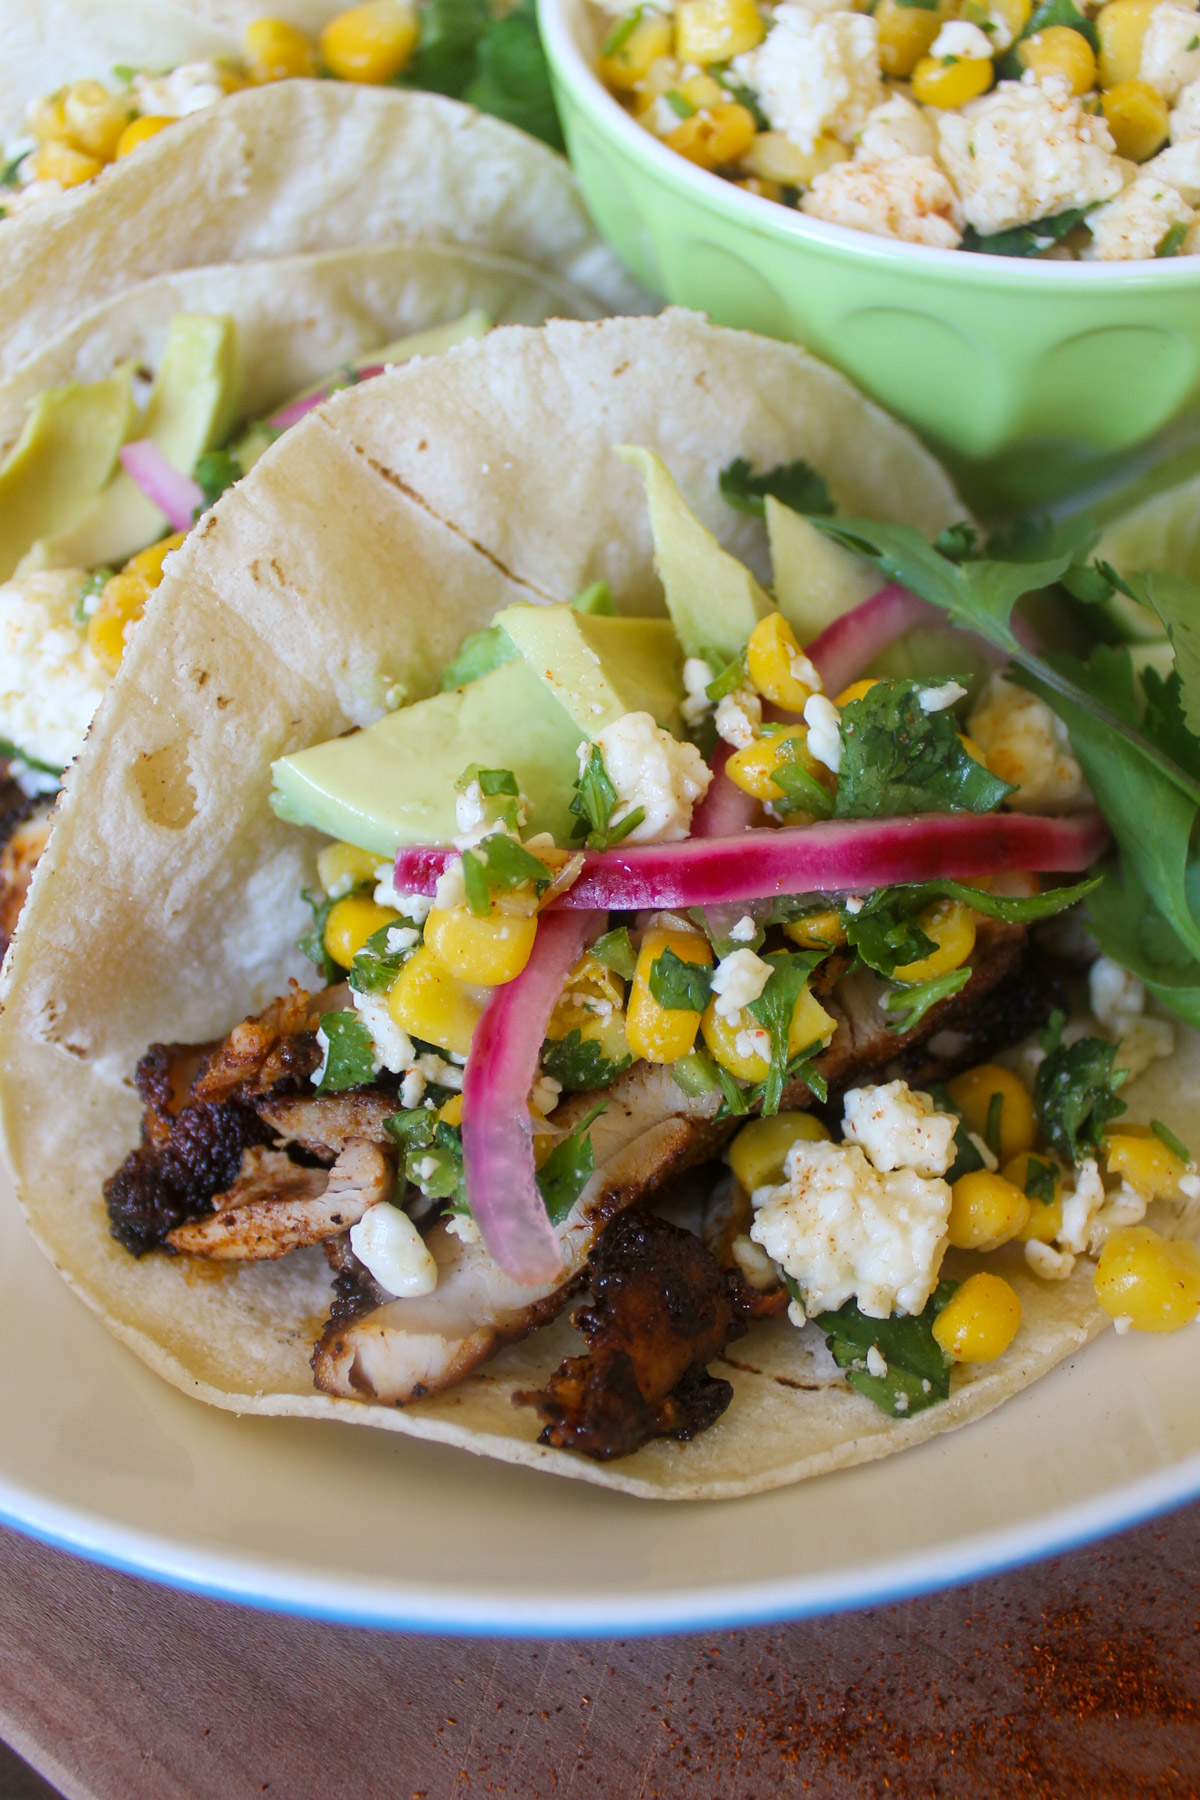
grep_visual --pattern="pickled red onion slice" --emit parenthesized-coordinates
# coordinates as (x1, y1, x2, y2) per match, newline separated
(691, 740, 757, 838)
(268, 365, 386, 432)
(118, 440, 203, 533)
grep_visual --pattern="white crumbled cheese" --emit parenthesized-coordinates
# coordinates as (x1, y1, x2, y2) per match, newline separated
(681, 656, 714, 728)
(385, 925, 420, 955)
(735, 1023, 774, 1062)
(1112, 1313, 1134, 1335)
(733, 5, 883, 155)
(1090, 955, 1145, 1034)
(352, 990, 415, 1076)
(399, 1067, 426, 1110)
(374, 866, 433, 921)
(967, 673, 1090, 812)
(803, 153, 964, 247)
(1091, 1181, 1150, 1246)
(349, 1203, 438, 1299)
(714, 686, 763, 749)
(1085, 173, 1194, 259)
(414, 1156, 440, 1182)
(1116, 1015, 1177, 1081)
(0, 568, 106, 770)
(752, 1137, 950, 1319)
(531, 1072, 563, 1118)
(433, 856, 467, 911)
(1171, 75, 1200, 137)
(856, 94, 937, 163)
(729, 914, 757, 944)
(446, 1212, 482, 1244)
(1141, 1, 1200, 98)
(865, 1344, 888, 1379)
(803, 693, 842, 773)
(453, 778, 488, 844)
(968, 1130, 999, 1173)
(1144, 134, 1200, 199)
(930, 19, 994, 58)
(843, 894, 864, 915)
(416, 1052, 463, 1090)
(1058, 1156, 1106, 1254)
(311, 1027, 331, 1090)
(590, 711, 712, 843)
(1025, 1239, 1076, 1280)
(711, 947, 772, 1020)
(731, 1233, 779, 1290)
(938, 74, 1123, 237)
(842, 1081, 958, 1178)
(918, 681, 967, 714)
(133, 61, 229, 118)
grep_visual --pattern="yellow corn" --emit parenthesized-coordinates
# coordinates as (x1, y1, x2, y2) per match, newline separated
(1103, 1122, 1190, 1202)
(631, 53, 684, 111)
(991, 0, 1033, 37)
(665, 102, 757, 168)
(725, 723, 830, 805)
(32, 140, 102, 187)
(316, 841, 381, 896)
(1096, 0, 1158, 87)
(1101, 78, 1170, 158)
(891, 898, 976, 983)
(1003, 1151, 1064, 1242)
(62, 79, 130, 160)
(424, 903, 537, 986)
(833, 677, 880, 708)
(600, 10, 675, 88)
(911, 53, 994, 107)
(124, 530, 187, 587)
(874, 0, 942, 75)
(626, 927, 712, 1063)
(782, 907, 846, 952)
(675, 0, 765, 63)
(1018, 24, 1097, 91)
(1094, 1224, 1200, 1331)
(116, 115, 172, 157)
(244, 16, 320, 81)
(679, 71, 727, 108)
(702, 981, 834, 1082)
(27, 89, 70, 144)
(742, 129, 848, 185)
(728, 1111, 830, 1192)
(387, 944, 482, 1059)
(86, 570, 151, 673)
(320, 0, 419, 81)
(946, 1063, 1036, 1163)
(438, 1093, 464, 1127)
(933, 1272, 1022, 1362)
(746, 611, 818, 714)
(546, 952, 630, 1066)
(947, 1169, 1030, 1251)
(324, 895, 400, 968)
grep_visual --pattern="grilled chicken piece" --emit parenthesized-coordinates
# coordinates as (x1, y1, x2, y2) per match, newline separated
(256, 1088, 399, 1159)
(191, 981, 325, 1105)
(0, 802, 52, 960)
(166, 1139, 394, 1260)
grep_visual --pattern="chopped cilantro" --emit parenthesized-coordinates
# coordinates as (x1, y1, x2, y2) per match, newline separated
(963, 205, 1097, 258)
(707, 64, 768, 126)
(314, 1012, 377, 1094)
(460, 832, 548, 916)
(538, 1103, 606, 1225)
(746, 949, 826, 1115)
(591, 925, 636, 980)
(882, 965, 972, 1033)
(664, 88, 695, 118)
(704, 650, 748, 703)
(541, 1029, 631, 1091)
(192, 448, 242, 514)
(570, 744, 645, 848)
(813, 1281, 958, 1418)
(461, 0, 564, 149)
(1156, 221, 1189, 259)
(439, 623, 517, 690)
(298, 886, 352, 984)
(835, 679, 1014, 818)
(348, 920, 418, 994)
(0, 148, 29, 187)
(601, 5, 644, 56)
(670, 1048, 721, 1097)
(648, 946, 713, 1013)
(770, 737, 835, 819)
(1035, 1032, 1128, 1162)
(388, 1110, 466, 1205)
(1024, 1155, 1059, 1203)
(73, 568, 113, 627)
(718, 455, 834, 519)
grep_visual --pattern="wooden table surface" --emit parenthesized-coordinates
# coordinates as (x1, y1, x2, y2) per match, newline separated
(0, 1502, 1197, 1800)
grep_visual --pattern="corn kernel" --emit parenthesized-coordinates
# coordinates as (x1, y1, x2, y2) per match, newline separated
(1103, 1122, 1189, 1202)
(320, 0, 419, 82)
(1018, 24, 1097, 92)
(947, 1170, 1030, 1251)
(875, 0, 942, 74)
(665, 101, 757, 168)
(324, 895, 400, 968)
(124, 530, 187, 588)
(782, 907, 846, 952)
(626, 927, 712, 1063)
(547, 953, 630, 1066)
(680, 71, 727, 107)
(833, 677, 880, 708)
(911, 52, 994, 107)
(675, 0, 765, 63)
(729, 1111, 831, 1191)
(742, 129, 848, 185)
(933, 1272, 1022, 1362)
(32, 140, 102, 187)
(424, 903, 537, 986)
(1101, 78, 1170, 159)
(27, 90, 70, 144)
(991, 0, 1033, 37)
(316, 841, 381, 896)
(746, 612, 817, 713)
(631, 53, 683, 111)
(702, 980, 834, 1082)
(600, 11, 675, 89)
(244, 16, 320, 81)
(725, 723, 831, 806)
(388, 944, 482, 1059)
(1095, 1224, 1200, 1331)
(116, 114, 172, 157)
(86, 570, 151, 673)
(438, 1093, 464, 1127)
(62, 80, 130, 160)
(891, 898, 976, 983)
(947, 1063, 1036, 1163)
(1003, 1151, 1064, 1241)
(1096, 0, 1158, 87)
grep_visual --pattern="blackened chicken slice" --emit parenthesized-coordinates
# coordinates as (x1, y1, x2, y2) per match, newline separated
(256, 1088, 400, 1159)
(166, 1139, 394, 1260)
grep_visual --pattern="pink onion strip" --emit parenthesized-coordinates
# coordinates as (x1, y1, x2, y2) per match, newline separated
(807, 581, 1035, 695)
(118, 440, 203, 532)
(462, 907, 606, 1286)
(267, 364, 387, 432)
(691, 740, 758, 839)
(398, 810, 1108, 912)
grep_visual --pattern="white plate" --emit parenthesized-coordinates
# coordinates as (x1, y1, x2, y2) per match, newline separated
(3, 1161, 1200, 1635)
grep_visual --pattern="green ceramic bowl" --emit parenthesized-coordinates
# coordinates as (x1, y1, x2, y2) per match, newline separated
(540, 0, 1200, 477)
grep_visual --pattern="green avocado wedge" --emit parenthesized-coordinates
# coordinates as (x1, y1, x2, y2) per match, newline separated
(0, 366, 136, 581)
(495, 602, 683, 734)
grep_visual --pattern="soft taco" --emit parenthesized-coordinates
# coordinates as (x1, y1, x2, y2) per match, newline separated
(3, 311, 1198, 1503)
(0, 239, 597, 948)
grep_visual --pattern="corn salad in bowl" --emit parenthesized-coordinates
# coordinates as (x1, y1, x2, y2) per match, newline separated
(592, 0, 1200, 256)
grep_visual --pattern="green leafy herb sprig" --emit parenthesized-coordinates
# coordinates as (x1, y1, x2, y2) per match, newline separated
(314, 1012, 378, 1093)
(811, 1282, 959, 1418)
(835, 679, 1014, 818)
(1034, 1010, 1128, 1162)
(570, 744, 646, 849)
(541, 1029, 631, 1092)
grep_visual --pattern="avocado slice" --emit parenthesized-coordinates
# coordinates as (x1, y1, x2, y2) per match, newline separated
(616, 445, 772, 659)
(0, 367, 136, 581)
(765, 496, 880, 645)
(26, 313, 239, 572)
(495, 603, 683, 736)
(271, 655, 587, 856)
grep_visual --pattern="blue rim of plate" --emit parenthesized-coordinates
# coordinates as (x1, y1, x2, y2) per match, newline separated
(1, 1450, 1198, 1636)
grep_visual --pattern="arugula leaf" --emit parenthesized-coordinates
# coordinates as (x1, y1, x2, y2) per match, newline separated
(746, 950, 826, 1115)
(348, 919, 418, 994)
(813, 1281, 958, 1418)
(537, 1103, 606, 1225)
(934, 521, 980, 562)
(882, 965, 972, 1033)
(541, 1029, 631, 1092)
(1085, 855, 1200, 1030)
(1035, 1033, 1128, 1162)
(963, 207, 1096, 257)
(835, 679, 1014, 818)
(298, 886, 350, 984)
(1024, 1156, 1059, 1203)
(570, 745, 645, 848)
(439, 623, 517, 691)
(718, 456, 834, 519)
(193, 448, 242, 513)
(315, 1012, 377, 1094)
(460, 831, 549, 917)
(648, 946, 713, 1012)
(591, 926, 636, 980)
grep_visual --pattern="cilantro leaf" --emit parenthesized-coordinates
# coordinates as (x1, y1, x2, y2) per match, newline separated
(746, 949, 826, 1115)
(385, 1108, 437, 1150)
(193, 448, 242, 514)
(844, 876, 1096, 980)
(400, 0, 489, 95)
(570, 744, 645, 848)
(771, 736, 835, 818)
(648, 946, 713, 1012)
(591, 926, 636, 980)
(882, 965, 972, 1033)
(348, 919, 418, 994)
(537, 1103, 606, 1225)
(835, 679, 1014, 818)
(463, 0, 563, 149)
(388, 1110, 467, 1205)
(439, 623, 517, 690)
(813, 1281, 958, 1418)
(541, 1029, 632, 1092)
(1024, 1156, 1059, 1203)
(927, 1081, 987, 1182)
(1035, 1033, 1128, 1162)
(461, 831, 549, 917)
(1122, 572, 1200, 738)
(315, 1012, 377, 1094)
(718, 456, 834, 519)
(298, 886, 346, 984)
